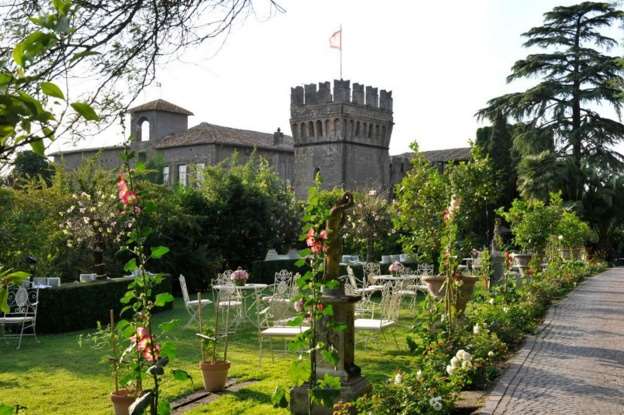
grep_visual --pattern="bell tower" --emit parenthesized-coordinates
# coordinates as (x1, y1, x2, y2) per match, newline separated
(289, 80, 393, 198)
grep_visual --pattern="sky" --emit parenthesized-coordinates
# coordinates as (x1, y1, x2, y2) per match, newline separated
(51, 0, 624, 156)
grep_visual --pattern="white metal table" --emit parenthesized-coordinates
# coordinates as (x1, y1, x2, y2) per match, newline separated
(212, 283, 268, 327)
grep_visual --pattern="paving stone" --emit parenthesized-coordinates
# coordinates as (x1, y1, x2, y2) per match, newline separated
(475, 268, 624, 415)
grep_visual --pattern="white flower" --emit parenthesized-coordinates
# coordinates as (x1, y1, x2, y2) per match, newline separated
(393, 372, 403, 385)
(79, 208, 86, 214)
(446, 365, 455, 375)
(456, 350, 467, 360)
(558, 235, 563, 240)
(89, 207, 96, 213)
(67, 241, 73, 248)
(416, 369, 422, 379)
(83, 217, 90, 224)
(489, 298, 495, 305)
(503, 306, 509, 313)
(461, 360, 472, 369)
(72, 193, 78, 199)
(488, 351, 495, 358)
(473, 324, 481, 335)
(106, 227, 112, 234)
(450, 356, 460, 368)
(429, 396, 443, 411)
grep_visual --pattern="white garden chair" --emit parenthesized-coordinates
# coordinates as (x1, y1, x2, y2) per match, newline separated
(0, 286, 39, 349)
(363, 262, 384, 293)
(258, 295, 309, 365)
(179, 275, 212, 328)
(212, 272, 243, 331)
(261, 270, 295, 321)
(354, 282, 401, 350)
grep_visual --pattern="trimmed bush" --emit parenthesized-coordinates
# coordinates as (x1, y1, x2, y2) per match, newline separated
(36, 275, 172, 334)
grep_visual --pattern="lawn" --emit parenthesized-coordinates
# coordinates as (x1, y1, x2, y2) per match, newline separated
(0, 294, 424, 414)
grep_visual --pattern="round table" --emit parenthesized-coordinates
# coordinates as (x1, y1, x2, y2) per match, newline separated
(371, 274, 419, 282)
(212, 283, 268, 327)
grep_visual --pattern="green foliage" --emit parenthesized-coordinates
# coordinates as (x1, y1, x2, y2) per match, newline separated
(1, 0, 99, 163)
(9, 150, 54, 185)
(556, 211, 593, 248)
(393, 142, 496, 263)
(477, 2, 624, 251)
(498, 193, 565, 254)
(343, 191, 397, 261)
(0, 266, 29, 313)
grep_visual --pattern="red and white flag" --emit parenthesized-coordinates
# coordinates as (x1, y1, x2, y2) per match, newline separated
(329, 29, 342, 49)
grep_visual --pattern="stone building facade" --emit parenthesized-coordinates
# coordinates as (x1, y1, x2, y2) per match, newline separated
(289, 80, 393, 198)
(50, 82, 470, 197)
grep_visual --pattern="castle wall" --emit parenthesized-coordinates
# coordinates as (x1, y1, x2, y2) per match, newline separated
(290, 79, 393, 198)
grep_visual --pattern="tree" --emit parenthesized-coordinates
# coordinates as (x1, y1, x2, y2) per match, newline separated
(0, 0, 281, 163)
(9, 150, 54, 185)
(477, 2, 624, 201)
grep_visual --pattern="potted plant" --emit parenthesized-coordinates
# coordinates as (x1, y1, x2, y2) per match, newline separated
(230, 267, 249, 287)
(196, 293, 231, 392)
(80, 310, 137, 415)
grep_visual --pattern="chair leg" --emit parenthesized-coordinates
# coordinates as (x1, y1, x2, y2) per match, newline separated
(259, 335, 264, 368)
(17, 321, 26, 350)
(269, 336, 274, 363)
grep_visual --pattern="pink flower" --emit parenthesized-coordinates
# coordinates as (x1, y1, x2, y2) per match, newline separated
(389, 261, 402, 273)
(117, 175, 138, 206)
(310, 241, 323, 254)
(319, 230, 328, 240)
(131, 327, 160, 362)
(231, 267, 249, 282)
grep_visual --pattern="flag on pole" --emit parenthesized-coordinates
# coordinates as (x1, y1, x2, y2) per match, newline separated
(329, 29, 342, 49)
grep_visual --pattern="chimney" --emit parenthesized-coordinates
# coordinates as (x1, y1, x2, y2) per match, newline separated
(273, 127, 284, 145)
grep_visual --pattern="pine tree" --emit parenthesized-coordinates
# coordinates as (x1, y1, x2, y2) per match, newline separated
(477, 2, 624, 201)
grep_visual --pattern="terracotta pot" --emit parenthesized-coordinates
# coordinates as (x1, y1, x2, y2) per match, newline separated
(200, 360, 230, 392)
(513, 253, 532, 277)
(110, 389, 137, 415)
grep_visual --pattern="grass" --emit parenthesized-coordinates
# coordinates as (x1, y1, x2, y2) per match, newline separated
(0, 292, 424, 415)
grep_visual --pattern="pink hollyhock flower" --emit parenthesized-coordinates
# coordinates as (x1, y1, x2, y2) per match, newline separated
(131, 327, 160, 362)
(319, 230, 328, 240)
(117, 175, 138, 206)
(310, 241, 323, 254)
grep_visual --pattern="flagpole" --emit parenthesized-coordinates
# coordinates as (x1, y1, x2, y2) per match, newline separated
(339, 24, 343, 80)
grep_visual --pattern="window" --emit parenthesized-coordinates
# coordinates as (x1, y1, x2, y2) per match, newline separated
(178, 164, 187, 187)
(140, 119, 150, 142)
(316, 120, 323, 137)
(196, 163, 205, 183)
(308, 121, 315, 138)
(162, 166, 169, 185)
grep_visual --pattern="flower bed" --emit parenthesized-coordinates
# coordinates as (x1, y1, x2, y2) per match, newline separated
(36, 275, 172, 334)
(354, 259, 607, 414)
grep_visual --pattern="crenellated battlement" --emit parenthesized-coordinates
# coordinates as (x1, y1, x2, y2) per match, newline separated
(291, 80, 393, 112)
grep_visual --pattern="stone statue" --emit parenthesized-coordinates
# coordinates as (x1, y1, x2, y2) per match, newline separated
(323, 192, 354, 281)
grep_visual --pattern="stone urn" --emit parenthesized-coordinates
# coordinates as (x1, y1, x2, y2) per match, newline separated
(110, 389, 136, 415)
(512, 253, 532, 277)
(422, 274, 478, 313)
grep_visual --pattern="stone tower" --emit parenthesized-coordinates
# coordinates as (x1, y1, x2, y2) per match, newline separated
(290, 80, 393, 198)
(128, 99, 193, 148)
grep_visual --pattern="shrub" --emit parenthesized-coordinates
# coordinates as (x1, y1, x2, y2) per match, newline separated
(35, 276, 172, 334)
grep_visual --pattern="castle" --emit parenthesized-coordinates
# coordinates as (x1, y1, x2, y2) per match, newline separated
(51, 80, 470, 197)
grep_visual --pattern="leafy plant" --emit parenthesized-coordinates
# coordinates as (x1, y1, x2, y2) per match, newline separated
(0, 266, 29, 313)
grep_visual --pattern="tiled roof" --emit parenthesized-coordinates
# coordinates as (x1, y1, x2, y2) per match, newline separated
(155, 122, 294, 152)
(128, 99, 194, 116)
(393, 147, 471, 163)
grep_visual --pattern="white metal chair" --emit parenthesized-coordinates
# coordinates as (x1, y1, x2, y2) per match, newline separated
(0, 286, 39, 349)
(355, 282, 401, 350)
(47, 277, 61, 288)
(179, 275, 212, 328)
(258, 295, 309, 364)
(261, 270, 294, 321)
(363, 262, 384, 292)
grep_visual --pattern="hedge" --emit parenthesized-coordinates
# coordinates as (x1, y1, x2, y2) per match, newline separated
(36, 275, 172, 334)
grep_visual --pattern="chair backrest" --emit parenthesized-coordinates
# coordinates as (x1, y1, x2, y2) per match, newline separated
(33, 277, 46, 286)
(417, 264, 434, 276)
(6, 286, 38, 316)
(179, 275, 190, 304)
(274, 269, 293, 298)
(215, 270, 234, 286)
(379, 282, 401, 322)
(364, 262, 380, 285)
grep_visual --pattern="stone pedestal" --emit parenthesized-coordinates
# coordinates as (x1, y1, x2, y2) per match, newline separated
(290, 288, 371, 415)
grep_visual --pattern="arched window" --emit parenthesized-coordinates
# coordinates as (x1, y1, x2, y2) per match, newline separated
(334, 119, 340, 137)
(139, 119, 150, 142)
(355, 121, 360, 137)
(368, 124, 373, 138)
(300, 123, 306, 138)
(375, 125, 380, 138)
(309, 121, 315, 138)
(325, 119, 330, 136)
(316, 120, 323, 137)
(350, 120, 354, 137)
